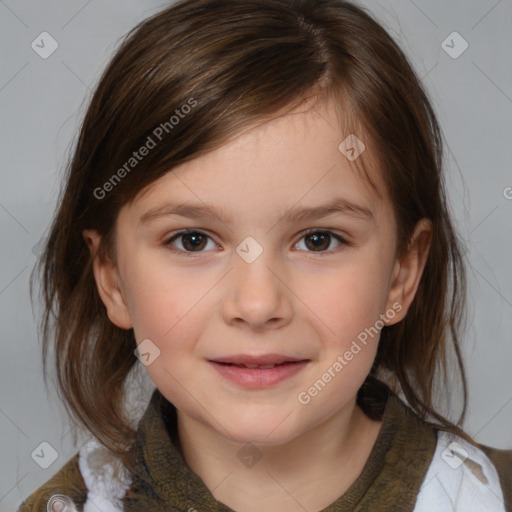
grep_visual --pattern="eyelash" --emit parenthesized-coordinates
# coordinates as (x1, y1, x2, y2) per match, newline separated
(163, 228, 349, 257)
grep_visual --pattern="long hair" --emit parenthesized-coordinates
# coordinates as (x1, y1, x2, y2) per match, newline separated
(31, 0, 472, 474)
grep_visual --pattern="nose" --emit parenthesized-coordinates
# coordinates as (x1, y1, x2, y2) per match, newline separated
(221, 249, 293, 331)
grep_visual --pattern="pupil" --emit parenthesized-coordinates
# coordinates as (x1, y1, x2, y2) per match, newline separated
(307, 232, 329, 251)
(184, 233, 205, 250)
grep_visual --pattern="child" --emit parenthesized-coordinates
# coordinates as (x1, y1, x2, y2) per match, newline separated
(18, 0, 512, 511)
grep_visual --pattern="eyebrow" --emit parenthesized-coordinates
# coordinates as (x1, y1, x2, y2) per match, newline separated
(139, 197, 375, 225)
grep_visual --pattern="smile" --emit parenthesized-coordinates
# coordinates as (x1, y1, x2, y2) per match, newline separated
(208, 358, 310, 389)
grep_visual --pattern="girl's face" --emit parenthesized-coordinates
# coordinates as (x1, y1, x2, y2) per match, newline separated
(86, 98, 430, 445)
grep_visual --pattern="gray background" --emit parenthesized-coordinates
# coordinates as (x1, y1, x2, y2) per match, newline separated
(1, 0, 511, 510)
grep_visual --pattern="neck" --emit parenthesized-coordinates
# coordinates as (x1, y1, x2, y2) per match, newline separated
(177, 399, 383, 512)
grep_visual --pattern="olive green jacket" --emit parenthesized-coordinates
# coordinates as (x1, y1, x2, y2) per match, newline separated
(18, 390, 512, 511)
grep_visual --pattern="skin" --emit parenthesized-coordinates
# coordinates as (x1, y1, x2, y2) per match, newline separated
(84, 97, 432, 511)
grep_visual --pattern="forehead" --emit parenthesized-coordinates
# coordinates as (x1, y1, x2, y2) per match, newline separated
(125, 97, 392, 228)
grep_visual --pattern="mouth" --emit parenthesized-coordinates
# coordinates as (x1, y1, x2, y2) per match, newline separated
(208, 355, 310, 389)
(209, 354, 308, 367)
(213, 361, 305, 369)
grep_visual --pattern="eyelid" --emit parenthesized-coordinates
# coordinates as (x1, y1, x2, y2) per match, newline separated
(298, 227, 348, 240)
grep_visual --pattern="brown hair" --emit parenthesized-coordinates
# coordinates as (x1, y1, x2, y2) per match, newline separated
(31, 0, 474, 473)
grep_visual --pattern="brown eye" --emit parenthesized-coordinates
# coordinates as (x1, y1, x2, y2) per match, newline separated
(165, 230, 215, 252)
(304, 231, 331, 251)
(295, 229, 347, 254)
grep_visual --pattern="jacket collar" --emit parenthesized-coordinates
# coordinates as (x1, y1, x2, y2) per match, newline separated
(121, 388, 436, 511)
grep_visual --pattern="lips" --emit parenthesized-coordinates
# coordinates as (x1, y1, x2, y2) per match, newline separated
(208, 354, 310, 389)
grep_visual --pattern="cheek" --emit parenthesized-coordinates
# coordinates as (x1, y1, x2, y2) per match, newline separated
(301, 251, 391, 345)
(122, 259, 210, 404)
(121, 249, 208, 339)
(297, 266, 384, 418)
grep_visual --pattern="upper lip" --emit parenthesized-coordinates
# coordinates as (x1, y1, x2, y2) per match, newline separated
(209, 354, 308, 365)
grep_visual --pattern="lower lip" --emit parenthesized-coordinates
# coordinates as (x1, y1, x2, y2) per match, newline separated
(209, 361, 309, 389)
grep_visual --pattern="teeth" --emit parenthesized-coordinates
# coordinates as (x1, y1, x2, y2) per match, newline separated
(258, 364, 276, 369)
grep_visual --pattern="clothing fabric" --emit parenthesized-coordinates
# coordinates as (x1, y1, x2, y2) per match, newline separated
(415, 431, 508, 511)
(17, 388, 512, 512)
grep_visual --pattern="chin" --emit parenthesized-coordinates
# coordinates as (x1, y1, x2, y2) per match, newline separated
(217, 406, 303, 446)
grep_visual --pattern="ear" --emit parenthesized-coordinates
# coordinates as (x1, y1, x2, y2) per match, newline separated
(82, 229, 133, 329)
(384, 218, 432, 325)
